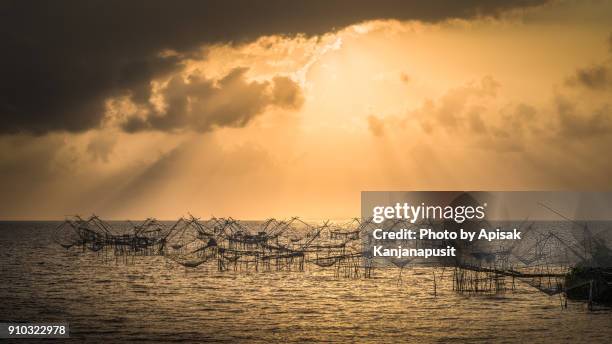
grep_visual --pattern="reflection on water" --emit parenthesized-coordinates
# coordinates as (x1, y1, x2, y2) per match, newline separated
(1, 222, 611, 343)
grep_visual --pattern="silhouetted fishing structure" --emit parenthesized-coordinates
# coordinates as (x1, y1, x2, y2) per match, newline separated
(53, 215, 372, 278)
(448, 203, 612, 309)
(54, 211, 612, 308)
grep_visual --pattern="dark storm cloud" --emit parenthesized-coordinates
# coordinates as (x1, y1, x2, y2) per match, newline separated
(121, 68, 302, 133)
(0, 0, 549, 134)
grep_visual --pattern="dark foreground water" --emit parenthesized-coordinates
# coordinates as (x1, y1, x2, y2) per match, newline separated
(1, 222, 611, 343)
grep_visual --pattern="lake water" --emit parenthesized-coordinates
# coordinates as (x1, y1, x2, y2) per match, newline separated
(1, 222, 611, 343)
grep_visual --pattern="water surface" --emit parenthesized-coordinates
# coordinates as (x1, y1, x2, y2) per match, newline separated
(1, 222, 610, 343)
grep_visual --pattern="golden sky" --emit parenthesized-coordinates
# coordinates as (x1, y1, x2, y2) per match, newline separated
(1, 1, 612, 220)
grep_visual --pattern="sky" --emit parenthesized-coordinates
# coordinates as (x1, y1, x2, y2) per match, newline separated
(1, 0, 612, 220)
